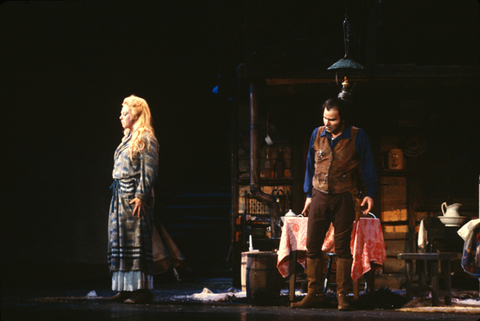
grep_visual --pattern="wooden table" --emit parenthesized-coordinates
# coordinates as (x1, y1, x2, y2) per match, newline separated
(397, 252, 460, 306)
(277, 217, 386, 301)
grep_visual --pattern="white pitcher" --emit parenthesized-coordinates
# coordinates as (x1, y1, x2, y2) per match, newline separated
(285, 209, 296, 217)
(441, 202, 462, 217)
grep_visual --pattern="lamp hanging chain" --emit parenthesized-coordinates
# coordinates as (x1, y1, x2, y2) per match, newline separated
(343, 8, 350, 58)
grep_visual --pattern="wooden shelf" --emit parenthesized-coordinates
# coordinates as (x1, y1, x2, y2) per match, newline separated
(381, 220, 409, 226)
(237, 177, 295, 186)
(381, 169, 410, 177)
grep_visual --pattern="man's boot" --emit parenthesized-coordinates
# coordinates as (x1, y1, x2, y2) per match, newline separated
(290, 257, 325, 308)
(336, 258, 353, 310)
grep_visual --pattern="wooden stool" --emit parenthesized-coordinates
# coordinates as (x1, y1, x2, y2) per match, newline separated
(323, 253, 337, 293)
(397, 252, 459, 306)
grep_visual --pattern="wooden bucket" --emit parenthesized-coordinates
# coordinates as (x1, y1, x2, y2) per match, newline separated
(246, 251, 280, 302)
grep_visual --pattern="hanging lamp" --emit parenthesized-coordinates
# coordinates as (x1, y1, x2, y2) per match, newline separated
(327, 0, 364, 100)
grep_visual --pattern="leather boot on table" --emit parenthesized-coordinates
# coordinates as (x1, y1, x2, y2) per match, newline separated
(290, 257, 325, 308)
(336, 258, 353, 311)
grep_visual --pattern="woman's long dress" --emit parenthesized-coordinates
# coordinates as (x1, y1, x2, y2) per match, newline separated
(108, 132, 159, 291)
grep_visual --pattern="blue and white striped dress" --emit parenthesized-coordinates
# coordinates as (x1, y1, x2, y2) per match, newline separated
(108, 131, 159, 291)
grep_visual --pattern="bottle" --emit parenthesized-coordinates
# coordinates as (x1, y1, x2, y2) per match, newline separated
(264, 149, 273, 178)
(275, 149, 285, 178)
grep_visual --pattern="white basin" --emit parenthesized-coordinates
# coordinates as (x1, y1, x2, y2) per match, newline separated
(438, 216, 469, 227)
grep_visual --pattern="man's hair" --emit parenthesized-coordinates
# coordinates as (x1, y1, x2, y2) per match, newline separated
(322, 98, 351, 126)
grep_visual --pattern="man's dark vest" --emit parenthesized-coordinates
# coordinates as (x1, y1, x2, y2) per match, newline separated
(312, 126, 362, 194)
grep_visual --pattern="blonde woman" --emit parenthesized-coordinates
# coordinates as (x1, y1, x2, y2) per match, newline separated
(107, 95, 159, 304)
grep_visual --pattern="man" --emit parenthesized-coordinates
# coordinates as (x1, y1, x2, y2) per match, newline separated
(291, 98, 379, 310)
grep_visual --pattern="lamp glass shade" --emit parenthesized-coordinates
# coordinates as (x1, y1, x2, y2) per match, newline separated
(327, 58, 364, 70)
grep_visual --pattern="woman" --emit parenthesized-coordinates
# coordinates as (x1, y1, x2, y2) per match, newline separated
(107, 95, 159, 304)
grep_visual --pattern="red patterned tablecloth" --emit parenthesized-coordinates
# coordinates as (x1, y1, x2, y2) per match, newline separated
(277, 217, 308, 278)
(277, 217, 386, 281)
(351, 218, 386, 281)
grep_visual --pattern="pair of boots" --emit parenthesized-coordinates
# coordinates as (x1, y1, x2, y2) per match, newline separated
(290, 257, 352, 310)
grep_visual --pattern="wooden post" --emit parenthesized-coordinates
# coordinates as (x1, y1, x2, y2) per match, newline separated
(407, 157, 418, 253)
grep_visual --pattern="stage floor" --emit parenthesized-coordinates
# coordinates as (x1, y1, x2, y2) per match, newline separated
(2, 273, 478, 321)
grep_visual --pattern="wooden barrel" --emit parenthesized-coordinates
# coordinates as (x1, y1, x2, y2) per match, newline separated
(246, 251, 280, 302)
(241, 251, 261, 292)
(241, 251, 254, 292)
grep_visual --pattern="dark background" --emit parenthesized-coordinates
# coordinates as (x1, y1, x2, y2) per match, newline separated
(1, 1, 238, 281)
(1, 0, 479, 284)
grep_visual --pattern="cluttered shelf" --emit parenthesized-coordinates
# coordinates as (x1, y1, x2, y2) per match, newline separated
(415, 199, 479, 215)
(237, 177, 295, 186)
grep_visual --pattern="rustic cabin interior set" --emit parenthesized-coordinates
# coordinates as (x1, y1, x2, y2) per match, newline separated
(227, 1, 479, 304)
(229, 72, 479, 303)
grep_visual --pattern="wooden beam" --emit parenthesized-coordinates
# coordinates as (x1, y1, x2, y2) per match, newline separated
(239, 64, 480, 82)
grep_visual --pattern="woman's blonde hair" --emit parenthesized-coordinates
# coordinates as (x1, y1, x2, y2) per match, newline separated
(122, 95, 157, 161)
